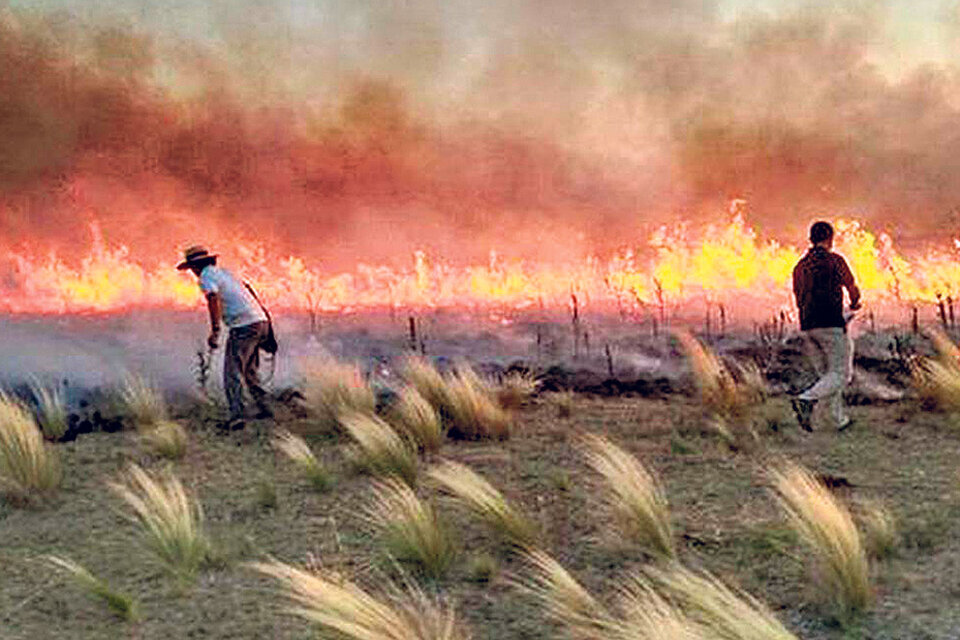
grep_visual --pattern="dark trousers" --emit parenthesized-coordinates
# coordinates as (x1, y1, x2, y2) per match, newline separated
(225, 321, 269, 420)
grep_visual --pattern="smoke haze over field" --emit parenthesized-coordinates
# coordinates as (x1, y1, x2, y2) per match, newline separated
(4, 1, 960, 270)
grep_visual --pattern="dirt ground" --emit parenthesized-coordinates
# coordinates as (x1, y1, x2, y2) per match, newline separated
(2, 394, 960, 640)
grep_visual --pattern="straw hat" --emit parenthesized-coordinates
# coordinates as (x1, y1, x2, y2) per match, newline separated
(176, 245, 218, 270)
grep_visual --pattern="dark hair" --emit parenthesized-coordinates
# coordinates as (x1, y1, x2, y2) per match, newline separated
(810, 221, 834, 244)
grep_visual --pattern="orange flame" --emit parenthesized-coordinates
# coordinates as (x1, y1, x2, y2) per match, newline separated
(4, 216, 960, 318)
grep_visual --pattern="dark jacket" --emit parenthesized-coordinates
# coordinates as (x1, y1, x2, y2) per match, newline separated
(792, 246, 861, 331)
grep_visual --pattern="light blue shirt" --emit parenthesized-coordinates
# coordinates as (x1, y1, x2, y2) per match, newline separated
(198, 265, 268, 328)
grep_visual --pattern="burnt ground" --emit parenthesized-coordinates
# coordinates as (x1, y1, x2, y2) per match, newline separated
(3, 391, 960, 639)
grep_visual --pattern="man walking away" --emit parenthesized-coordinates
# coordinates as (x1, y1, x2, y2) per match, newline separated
(177, 245, 272, 430)
(791, 221, 861, 432)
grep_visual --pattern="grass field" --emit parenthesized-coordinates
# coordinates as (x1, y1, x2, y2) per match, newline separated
(3, 393, 960, 639)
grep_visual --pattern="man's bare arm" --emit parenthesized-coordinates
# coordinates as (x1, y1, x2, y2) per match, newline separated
(206, 293, 222, 348)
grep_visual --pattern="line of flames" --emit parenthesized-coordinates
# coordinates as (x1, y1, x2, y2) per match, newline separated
(4, 215, 960, 318)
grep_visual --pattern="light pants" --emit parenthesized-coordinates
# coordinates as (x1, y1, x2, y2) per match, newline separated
(799, 327, 854, 429)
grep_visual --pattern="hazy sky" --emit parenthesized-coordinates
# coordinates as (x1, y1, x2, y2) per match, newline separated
(6, 0, 959, 77)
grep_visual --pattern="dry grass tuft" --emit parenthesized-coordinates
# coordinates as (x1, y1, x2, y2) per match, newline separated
(495, 371, 541, 410)
(0, 394, 61, 504)
(252, 560, 469, 640)
(301, 358, 377, 433)
(341, 412, 419, 486)
(675, 331, 764, 436)
(428, 460, 536, 549)
(28, 379, 68, 441)
(139, 420, 188, 460)
(273, 430, 331, 491)
(643, 565, 798, 640)
(45, 555, 139, 621)
(401, 358, 511, 441)
(911, 330, 960, 411)
(770, 462, 871, 620)
(109, 464, 209, 580)
(117, 375, 168, 429)
(579, 433, 673, 559)
(515, 549, 613, 637)
(401, 356, 453, 415)
(443, 366, 512, 441)
(365, 478, 456, 578)
(614, 577, 705, 640)
(856, 500, 898, 559)
(390, 387, 444, 454)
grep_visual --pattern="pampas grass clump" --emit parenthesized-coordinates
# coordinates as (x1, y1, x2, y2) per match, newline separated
(401, 359, 511, 441)
(140, 420, 188, 460)
(770, 463, 871, 620)
(516, 549, 613, 637)
(273, 430, 331, 491)
(252, 560, 469, 640)
(390, 387, 444, 454)
(643, 565, 798, 640)
(444, 367, 512, 441)
(29, 379, 68, 441)
(0, 394, 61, 503)
(911, 331, 960, 411)
(428, 461, 536, 549)
(45, 555, 139, 620)
(109, 464, 209, 579)
(341, 412, 419, 486)
(301, 358, 377, 433)
(495, 371, 540, 410)
(675, 331, 764, 433)
(580, 433, 673, 559)
(365, 478, 456, 578)
(401, 357, 453, 416)
(117, 375, 167, 429)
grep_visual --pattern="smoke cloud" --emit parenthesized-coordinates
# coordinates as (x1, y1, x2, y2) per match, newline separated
(2, 1, 960, 272)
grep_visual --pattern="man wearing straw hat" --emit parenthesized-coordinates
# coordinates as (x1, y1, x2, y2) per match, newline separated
(791, 221, 861, 432)
(178, 245, 272, 430)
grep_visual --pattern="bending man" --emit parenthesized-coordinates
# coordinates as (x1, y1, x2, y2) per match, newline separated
(791, 221, 861, 432)
(178, 245, 271, 430)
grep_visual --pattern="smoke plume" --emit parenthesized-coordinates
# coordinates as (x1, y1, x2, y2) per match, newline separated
(2, 1, 960, 273)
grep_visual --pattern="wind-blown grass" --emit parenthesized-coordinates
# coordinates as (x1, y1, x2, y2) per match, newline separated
(401, 358, 511, 441)
(515, 549, 613, 638)
(390, 387, 444, 454)
(139, 420, 188, 460)
(443, 366, 512, 440)
(117, 375, 167, 429)
(252, 560, 468, 640)
(301, 358, 377, 433)
(614, 577, 706, 640)
(495, 371, 541, 410)
(770, 462, 871, 621)
(365, 478, 456, 578)
(579, 433, 673, 558)
(428, 460, 536, 549)
(911, 330, 960, 411)
(0, 394, 61, 504)
(45, 555, 139, 621)
(642, 565, 798, 640)
(273, 429, 331, 491)
(109, 464, 209, 580)
(28, 379, 68, 441)
(401, 357, 453, 416)
(675, 331, 764, 437)
(341, 412, 419, 486)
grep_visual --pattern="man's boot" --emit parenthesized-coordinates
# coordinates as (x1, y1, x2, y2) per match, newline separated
(791, 398, 815, 432)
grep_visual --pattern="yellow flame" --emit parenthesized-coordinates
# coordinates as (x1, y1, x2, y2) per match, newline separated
(4, 215, 959, 316)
